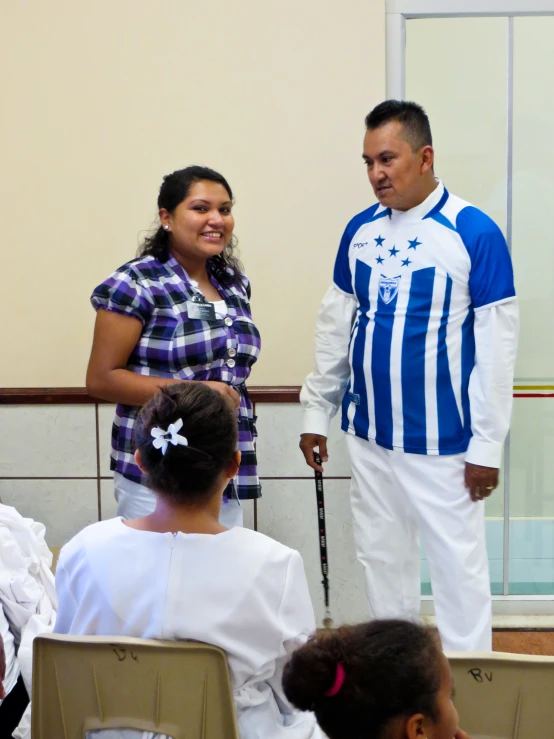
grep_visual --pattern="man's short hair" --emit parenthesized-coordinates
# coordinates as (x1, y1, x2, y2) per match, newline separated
(365, 100, 433, 151)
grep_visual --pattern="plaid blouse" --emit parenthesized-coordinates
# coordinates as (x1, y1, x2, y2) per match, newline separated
(91, 254, 262, 499)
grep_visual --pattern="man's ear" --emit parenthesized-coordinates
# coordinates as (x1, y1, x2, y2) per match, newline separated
(420, 144, 434, 174)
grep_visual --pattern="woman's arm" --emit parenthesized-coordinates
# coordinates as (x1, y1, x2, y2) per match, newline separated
(86, 310, 183, 405)
(86, 310, 240, 408)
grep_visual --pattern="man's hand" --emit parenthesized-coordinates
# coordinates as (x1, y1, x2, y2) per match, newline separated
(464, 462, 499, 502)
(299, 433, 328, 472)
(0, 633, 6, 700)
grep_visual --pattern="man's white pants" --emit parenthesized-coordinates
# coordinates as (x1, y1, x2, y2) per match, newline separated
(346, 435, 492, 651)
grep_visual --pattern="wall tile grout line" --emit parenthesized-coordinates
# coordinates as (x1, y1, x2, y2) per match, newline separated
(260, 476, 351, 480)
(0, 477, 101, 480)
(0, 476, 353, 481)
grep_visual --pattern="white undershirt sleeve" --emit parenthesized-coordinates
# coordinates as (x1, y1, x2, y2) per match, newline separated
(466, 298, 519, 468)
(301, 285, 357, 437)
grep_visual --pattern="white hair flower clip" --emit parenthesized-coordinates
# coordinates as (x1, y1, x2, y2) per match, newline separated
(150, 418, 189, 456)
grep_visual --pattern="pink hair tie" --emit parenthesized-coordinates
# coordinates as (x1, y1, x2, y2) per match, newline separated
(325, 663, 345, 697)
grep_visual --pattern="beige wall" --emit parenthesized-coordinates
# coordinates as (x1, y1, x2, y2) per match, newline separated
(406, 17, 509, 235)
(0, 1, 386, 387)
(511, 17, 554, 382)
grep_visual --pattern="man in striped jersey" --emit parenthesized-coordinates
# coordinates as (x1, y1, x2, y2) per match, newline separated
(300, 100, 518, 651)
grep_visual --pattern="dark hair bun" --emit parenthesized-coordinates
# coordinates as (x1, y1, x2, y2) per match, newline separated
(134, 382, 238, 503)
(283, 621, 442, 739)
(283, 631, 342, 712)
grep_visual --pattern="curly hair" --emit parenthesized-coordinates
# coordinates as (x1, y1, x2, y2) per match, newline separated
(138, 166, 244, 288)
(283, 620, 442, 739)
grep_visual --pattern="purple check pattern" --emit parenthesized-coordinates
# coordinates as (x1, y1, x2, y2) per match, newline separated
(92, 254, 262, 499)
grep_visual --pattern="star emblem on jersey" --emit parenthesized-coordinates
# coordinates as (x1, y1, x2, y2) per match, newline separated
(401, 257, 412, 267)
(388, 246, 399, 257)
(408, 238, 421, 250)
(374, 235, 385, 246)
(378, 275, 401, 304)
(376, 255, 385, 264)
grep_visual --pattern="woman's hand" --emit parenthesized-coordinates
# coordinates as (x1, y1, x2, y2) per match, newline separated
(202, 381, 241, 409)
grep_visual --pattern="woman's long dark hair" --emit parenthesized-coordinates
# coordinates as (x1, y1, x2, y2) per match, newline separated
(138, 166, 244, 287)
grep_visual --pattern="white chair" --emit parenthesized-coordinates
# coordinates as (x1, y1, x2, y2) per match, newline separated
(447, 650, 554, 739)
(32, 633, 239, 739)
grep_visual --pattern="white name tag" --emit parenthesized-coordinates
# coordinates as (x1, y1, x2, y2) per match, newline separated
(187, 300, 217, 321)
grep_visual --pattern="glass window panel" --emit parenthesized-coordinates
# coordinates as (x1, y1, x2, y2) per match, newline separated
(509, 396, 554, 594)
(407, 17, 509, 595)
(512, 17, 554, 381)
(406, 17, 508, 232)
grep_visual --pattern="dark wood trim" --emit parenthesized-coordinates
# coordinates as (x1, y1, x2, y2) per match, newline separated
(1, 386, 545, 405)
(493, 628, 554, 633)
(249, 386, 301, 403)
(0, 388, 97, 404)
(0, 386, 302, 405)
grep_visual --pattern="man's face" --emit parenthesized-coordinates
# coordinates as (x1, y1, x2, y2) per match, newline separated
(363, 120, 433, 211)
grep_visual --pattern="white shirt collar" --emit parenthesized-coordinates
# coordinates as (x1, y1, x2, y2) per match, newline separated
(389, 179, 445, 224)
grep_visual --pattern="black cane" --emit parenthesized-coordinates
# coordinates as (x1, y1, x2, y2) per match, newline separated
(313, 452, 332, 628)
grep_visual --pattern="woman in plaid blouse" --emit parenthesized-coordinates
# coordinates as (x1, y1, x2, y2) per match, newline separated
(86, 166, 261, 526)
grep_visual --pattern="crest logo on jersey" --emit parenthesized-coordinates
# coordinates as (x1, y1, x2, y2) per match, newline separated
(378, 275, 401, 304)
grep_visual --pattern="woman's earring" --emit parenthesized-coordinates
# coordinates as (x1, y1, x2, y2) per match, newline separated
(164, 225, 169, 231)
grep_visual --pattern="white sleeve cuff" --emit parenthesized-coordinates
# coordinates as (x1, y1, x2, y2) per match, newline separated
(301, 409, 332, 437)
(466, 437, 503, 468)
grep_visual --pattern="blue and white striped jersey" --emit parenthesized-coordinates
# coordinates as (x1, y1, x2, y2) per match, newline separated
(333, 183, 516, 455)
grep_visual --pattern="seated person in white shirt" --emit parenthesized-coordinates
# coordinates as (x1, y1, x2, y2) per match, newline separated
(55, 382, 320, 739)
(0, 605, 29, 739)
(0, 632, 4, 701)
